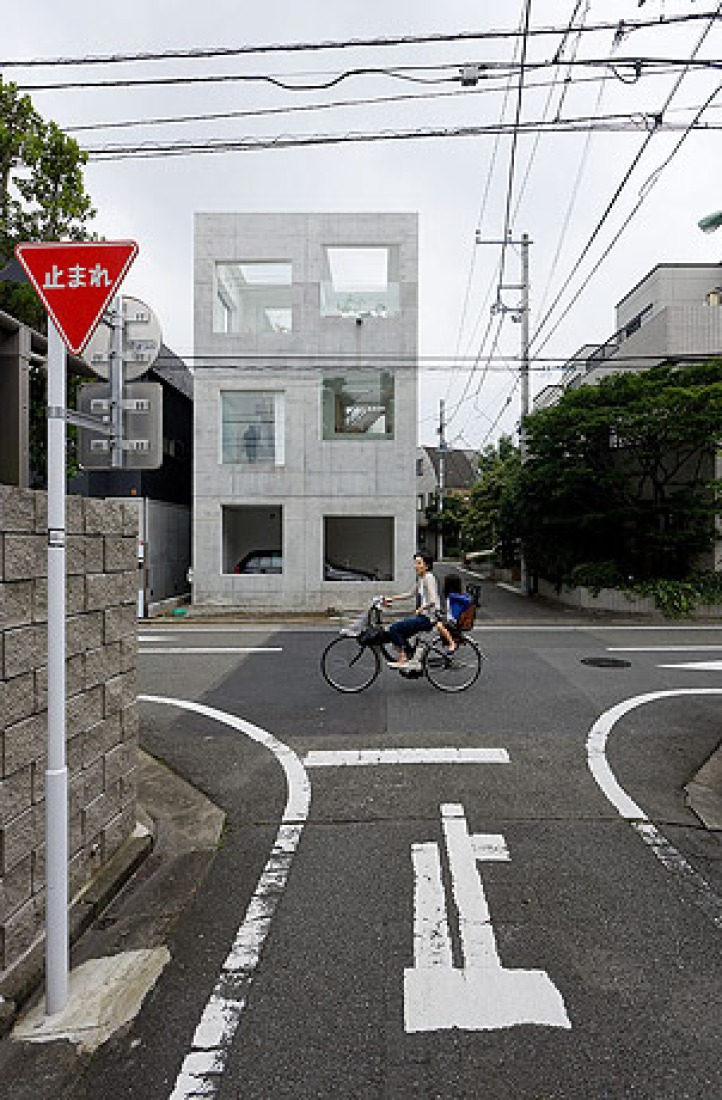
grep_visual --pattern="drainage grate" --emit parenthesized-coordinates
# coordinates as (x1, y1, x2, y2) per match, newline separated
(581, 656, 632, 669)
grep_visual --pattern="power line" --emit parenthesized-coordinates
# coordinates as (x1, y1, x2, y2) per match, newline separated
(15, 56, 722, 94)
(62, 67, 693, 136)
(530, 80, 722, 358)
(444, 7, 527, 411)
(82, 114, 722, 162)
(529, 3, 722, 353)
(497, 0, 534, 302)
(155, 351, 721, 368)
(2, 11, 717, 68)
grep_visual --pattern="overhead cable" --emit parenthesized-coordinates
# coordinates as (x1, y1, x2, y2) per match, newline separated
(2, 10, 717, 68)
(529, 3, 722, 353)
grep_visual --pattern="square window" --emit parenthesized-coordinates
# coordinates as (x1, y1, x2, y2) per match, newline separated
(222, 505, 283, 575)
(214, 262, 292, 334)
(320, 246, 400, 318)
(221, 391, 285, 465)
(322, 371, 394, 440)
(324, 516, 394, 582)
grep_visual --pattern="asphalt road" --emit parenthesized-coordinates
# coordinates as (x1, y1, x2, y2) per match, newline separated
(8, 583, 722, 1098)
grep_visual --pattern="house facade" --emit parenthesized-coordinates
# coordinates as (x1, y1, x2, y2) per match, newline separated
(192, 212, 418, 610)
(534, 262, 722, 573)
(555, 264, 722, 393)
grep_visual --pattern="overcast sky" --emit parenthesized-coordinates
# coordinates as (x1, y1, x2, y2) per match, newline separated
(5, 1, 722, 447)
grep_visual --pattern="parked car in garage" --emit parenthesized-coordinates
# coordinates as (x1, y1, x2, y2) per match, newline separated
(233, 550, 374, 581)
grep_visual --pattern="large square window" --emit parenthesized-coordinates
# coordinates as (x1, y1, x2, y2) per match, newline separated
(222, 505, 283, 575)
(221, 391, 285, 465)
(324, 516, 394, 582)
(214, 261, 292, 334)
(320, 246, 400, 318)
(322, 371, 394, 440)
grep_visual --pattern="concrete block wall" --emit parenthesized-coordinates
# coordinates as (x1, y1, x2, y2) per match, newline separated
(1, 485, 138, 978)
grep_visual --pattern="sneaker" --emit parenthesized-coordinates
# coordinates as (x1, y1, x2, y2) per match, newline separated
(340, 627, 360, 637)
(405, 657, 422, 672)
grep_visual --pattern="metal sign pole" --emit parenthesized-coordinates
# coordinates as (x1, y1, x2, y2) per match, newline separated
(46, 320, 69, 1015)
(110, 296, 124, 468)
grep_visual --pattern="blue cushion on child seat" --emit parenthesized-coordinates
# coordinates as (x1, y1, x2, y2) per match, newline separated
(448, 592, 472, 621)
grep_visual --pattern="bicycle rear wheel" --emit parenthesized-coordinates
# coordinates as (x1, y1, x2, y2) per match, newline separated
(423, 637, 484, 692)
(321, 636, 380, 693)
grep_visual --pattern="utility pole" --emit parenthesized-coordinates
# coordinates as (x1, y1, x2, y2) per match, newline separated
(476, 230, 533, 590)
(519, 232, 530, 460)
(437, 398, 447, 561)
(476, 230, 532, 441)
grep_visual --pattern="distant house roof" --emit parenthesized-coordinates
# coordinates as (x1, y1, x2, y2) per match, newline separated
(151, 344, 193, 400)
(422, 447, 478, 490)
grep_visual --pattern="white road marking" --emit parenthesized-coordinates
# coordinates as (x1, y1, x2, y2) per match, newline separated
(303, 748, 509, 768)
(474, 624, 722, 632)
(658, 660, 722, 671)
(138, 647, 282, 655)
(138, 696, 310, 1100)
(404, 802, 571, 1033)
(586, 689, 722, 929)
(608, 645, 722, 652)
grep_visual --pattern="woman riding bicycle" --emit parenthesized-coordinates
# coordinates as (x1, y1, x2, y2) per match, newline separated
(383, 552, 441, 670)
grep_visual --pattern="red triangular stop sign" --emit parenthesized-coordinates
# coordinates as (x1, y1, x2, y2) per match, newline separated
(15, 240, 138, 354)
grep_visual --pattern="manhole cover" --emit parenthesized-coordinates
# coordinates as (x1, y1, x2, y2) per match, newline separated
(581, 656, 632, 668)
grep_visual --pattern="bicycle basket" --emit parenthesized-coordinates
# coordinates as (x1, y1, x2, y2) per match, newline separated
(357, 625, 386, 647)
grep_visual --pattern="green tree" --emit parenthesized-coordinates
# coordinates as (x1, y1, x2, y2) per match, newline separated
(1, 78, 96, 327)
(424, 491, 470, 555)
(517, 362, 722, 584)
(461, 436, 522, 566)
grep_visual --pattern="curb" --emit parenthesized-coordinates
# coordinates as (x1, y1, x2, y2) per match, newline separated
(685, 740, 722, 831)
(0, 825, 154, 1038)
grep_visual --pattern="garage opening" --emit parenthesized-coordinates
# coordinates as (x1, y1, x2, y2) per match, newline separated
(323, 516, 394, 582)
(222, 505, 283, 575)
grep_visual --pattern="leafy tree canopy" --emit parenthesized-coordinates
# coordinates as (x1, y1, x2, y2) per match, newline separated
(1, 78, 96, 327)
(517, 362, 722, 582)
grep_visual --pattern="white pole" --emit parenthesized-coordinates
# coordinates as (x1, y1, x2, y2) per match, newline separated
(45, 320, 69, 1015)
(438, 399, 446, 561)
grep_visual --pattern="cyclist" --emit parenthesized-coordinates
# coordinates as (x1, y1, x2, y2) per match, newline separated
(383, 552, 441, 670)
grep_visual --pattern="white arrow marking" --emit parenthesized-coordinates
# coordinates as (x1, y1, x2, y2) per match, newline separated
(404, 803, 571, 1033)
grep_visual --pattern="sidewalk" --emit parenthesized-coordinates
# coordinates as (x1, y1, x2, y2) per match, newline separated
(0, 751, 225, 1094)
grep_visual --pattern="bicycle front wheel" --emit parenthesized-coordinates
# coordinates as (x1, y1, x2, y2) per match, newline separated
(321, 636, 380, 693)
(424, 637, 484, 692)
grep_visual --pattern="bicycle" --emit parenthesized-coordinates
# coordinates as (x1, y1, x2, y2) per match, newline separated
(321, 597, 486, 694)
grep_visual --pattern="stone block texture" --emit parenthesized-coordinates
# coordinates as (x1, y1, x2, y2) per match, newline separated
(1, 487, 138, 977)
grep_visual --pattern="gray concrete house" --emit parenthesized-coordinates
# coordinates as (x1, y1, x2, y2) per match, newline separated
(192, 212, 418, 611)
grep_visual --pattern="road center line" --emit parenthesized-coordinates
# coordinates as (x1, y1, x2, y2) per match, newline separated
(607, 645, 722, 652)
(303, 748, 510, 767)
(586, 689, 722, 929)
(138, 696, 310, 1100)
(138, 647, 282, 655)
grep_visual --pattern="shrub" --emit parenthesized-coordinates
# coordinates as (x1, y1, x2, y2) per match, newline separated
(568, 561, 624, 596)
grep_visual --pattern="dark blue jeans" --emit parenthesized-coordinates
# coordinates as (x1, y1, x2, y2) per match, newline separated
(387, 614, 432, 657)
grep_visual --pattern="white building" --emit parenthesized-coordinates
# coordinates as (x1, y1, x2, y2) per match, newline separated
(192, 212, 418, 611)
(556, 264, 722, 394)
